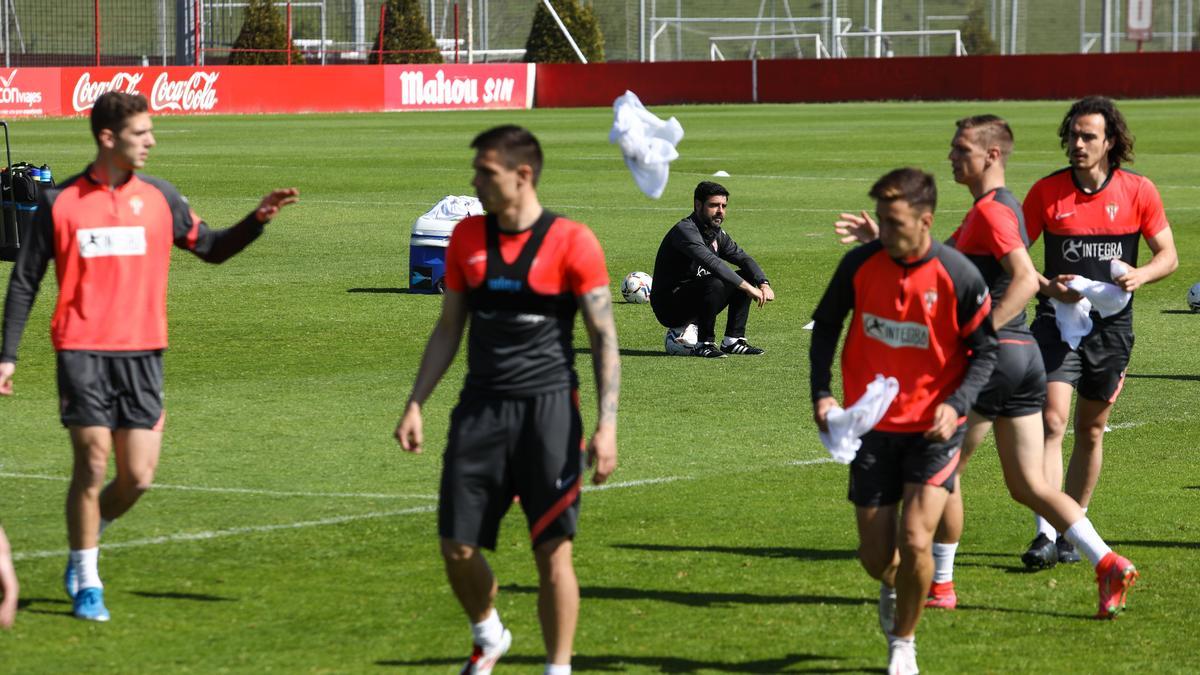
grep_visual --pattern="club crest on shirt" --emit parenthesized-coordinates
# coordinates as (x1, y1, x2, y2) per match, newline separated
(129, 195, 144, 216)
(1106, 202, 1119, 222)
(923, 289, 938, 312)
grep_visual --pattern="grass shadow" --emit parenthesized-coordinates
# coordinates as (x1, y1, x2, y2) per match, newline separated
(347, 288, 430, 295)
(1124, 373, 1200, 382)
(613, 542, 856, 562)
(499, 583, 870, 609)
(573, 347, 673, 357)
(1109, 539, 1200, 550)
(1159, 309, 1197, 315)
(130, 590, 236, 602)
(377, 652, 853, 673)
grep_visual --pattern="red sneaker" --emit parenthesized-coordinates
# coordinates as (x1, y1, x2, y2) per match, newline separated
(925, 580, 957, 610)
(1095, 552, 1138, 619)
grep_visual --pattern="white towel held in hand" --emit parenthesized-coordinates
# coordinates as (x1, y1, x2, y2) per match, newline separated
(608, 91, 684, 199)
(818, 375, 900, 464)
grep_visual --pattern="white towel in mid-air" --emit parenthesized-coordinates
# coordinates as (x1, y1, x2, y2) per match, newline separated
(818, 375, 900, 464)
(608, 90, 684, 199)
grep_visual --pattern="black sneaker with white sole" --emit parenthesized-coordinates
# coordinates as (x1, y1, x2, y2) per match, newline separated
(1021, 533, 1058, 570)
(721, 338, 764, 355)
(692, 342, 727, 358)
(1056, 535, 1081, 564)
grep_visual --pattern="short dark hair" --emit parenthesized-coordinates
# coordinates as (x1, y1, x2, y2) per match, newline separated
(956, 114, 1014, 160)
(693, 181, 729, 204)
(470, 125, 543, 185)
(869, 168, 937, 214)
(1058, 95, 1134, 168)
(90, 92, 148, 141)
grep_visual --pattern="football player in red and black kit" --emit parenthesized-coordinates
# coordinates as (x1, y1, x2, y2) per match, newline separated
(812, 168, 997, 675)
(395, 126, 619, 675)
(836, 117, 1139, 620)
(1022, 97, 1176, 578)
(0, 92, 298, 622)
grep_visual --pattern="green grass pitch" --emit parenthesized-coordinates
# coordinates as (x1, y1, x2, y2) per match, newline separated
(1, 99, 1198, 672)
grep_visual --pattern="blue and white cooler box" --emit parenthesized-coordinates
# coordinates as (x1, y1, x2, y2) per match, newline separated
(409, 195, 482, 293)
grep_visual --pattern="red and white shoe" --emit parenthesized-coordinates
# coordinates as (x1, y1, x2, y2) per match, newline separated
(461, 628, 512, 675)
(1095, 552, 1138, 620)
(924, 580, 957, 610)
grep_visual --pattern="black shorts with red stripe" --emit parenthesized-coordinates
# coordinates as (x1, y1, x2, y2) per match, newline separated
(438, 387, 583, 550)
(972, 332, 1046, 420)
(56, 350, 165, 430)
(1031, 314, 1133, 403)
(848, 425, 965, 507)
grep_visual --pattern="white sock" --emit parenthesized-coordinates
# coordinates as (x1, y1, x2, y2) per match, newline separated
(1035, 514, 1056, 539)
(545, 665, 571, 675)
(1057, 507, 1086, 540)
(931, 542, 958, 583)
(721, 336, 742, 347)
(99, 518, 113, 537)
(1064, 518, 1112, 567)
(471, 608, 503, 648)
(70, 547, 103, 589)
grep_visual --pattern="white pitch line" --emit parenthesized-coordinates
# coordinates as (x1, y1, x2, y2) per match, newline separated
(788, 458, 836, 466)
(8, 475, 693, 561)
(0, 471, 437, 501)
(583, 476, 688, 492)
(12, 506, 437, 562)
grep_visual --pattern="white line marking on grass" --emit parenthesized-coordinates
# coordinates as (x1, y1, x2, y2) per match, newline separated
(12, 506, 438, 562)
(788, 458, 836, 466)
(8, 475, 690, 561)
(584, 476, 688, 492)
(0, 471, 437, 501)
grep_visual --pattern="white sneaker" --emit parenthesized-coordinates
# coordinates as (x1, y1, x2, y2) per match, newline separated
(878, 583, 896, 638)
(461, 628, 512, 675)
(665, 328, 693, 356)
(887, 638, 918, 675)
(675, 323, 698, 347)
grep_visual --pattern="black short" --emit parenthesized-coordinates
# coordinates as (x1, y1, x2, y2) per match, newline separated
(848, 426, 965, 507)
(56, 351, 165, 430)
(972, 335, 1046, 420)
(1031, 315, 1133, 403)
(439, 388, 583, 550)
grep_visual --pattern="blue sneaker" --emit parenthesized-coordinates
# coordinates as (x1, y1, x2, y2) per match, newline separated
(63, 558, 78, 599)
(73, 587, 111, 622)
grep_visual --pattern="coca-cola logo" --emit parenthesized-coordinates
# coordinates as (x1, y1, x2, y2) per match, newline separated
(0, 70, 44, 108)
(150, 72, 219, 112)
(72, 72, 145, 112)
(72, 71, 220, 113)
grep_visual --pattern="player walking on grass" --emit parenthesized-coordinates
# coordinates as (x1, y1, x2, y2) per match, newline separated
(395, 125, 619, 675)
(0, 92, 299, 622)
(812, 168, 997, 675)
(1021, 96, 1176, 576)
(836, 116, 1139, 619)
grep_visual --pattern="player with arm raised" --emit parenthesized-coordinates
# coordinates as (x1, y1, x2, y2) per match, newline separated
(0, 92, 298, 622)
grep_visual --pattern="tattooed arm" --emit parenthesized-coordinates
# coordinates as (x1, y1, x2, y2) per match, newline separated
(579, 285, 620, 485)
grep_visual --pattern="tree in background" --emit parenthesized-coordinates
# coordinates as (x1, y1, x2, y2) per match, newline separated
(958, 0, 999, 56)
(381, 0, 442, 64)
(525, 0, 605, 63)
(229, 0, 304, 65)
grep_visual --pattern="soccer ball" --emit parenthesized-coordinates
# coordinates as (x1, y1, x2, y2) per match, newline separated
(1188, 282, 1200, 312)
(621, 271, 652, 304)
